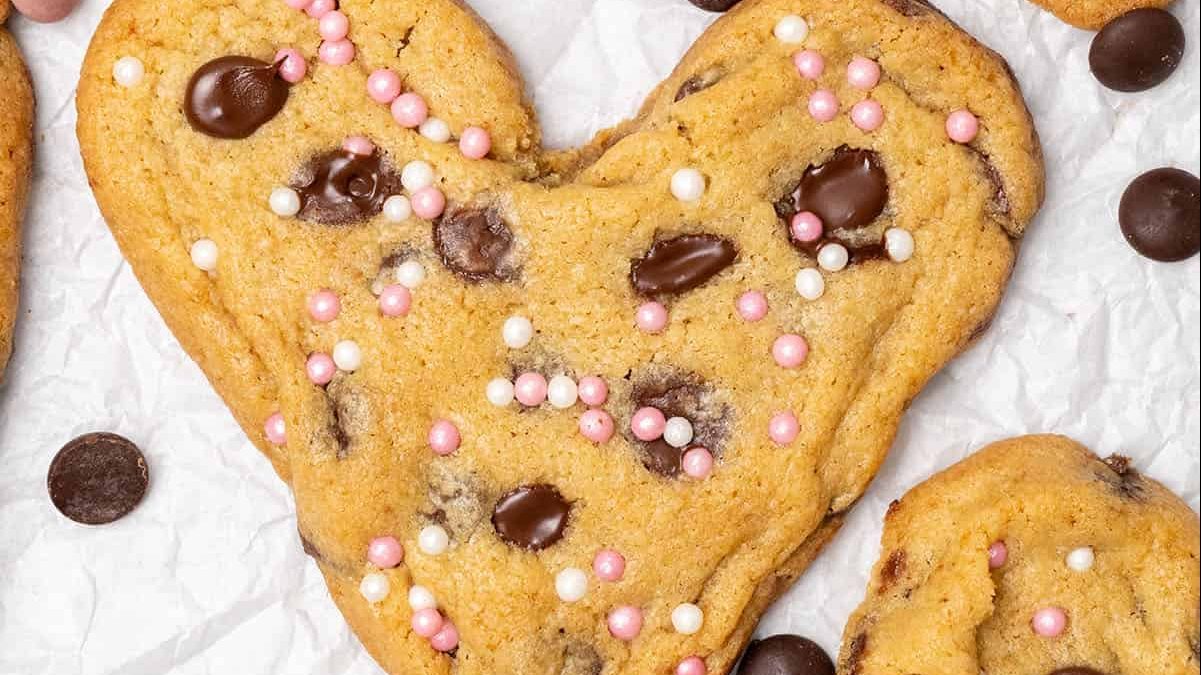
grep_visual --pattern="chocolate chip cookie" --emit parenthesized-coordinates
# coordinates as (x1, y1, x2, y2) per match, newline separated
(76, 0, 1043, 672)
(840, 435, 1200, 674)
(0, 0, 33, 382)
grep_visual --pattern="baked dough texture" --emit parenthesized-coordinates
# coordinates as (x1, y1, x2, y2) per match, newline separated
(77, 0, 1044, 672)
(1, 2, 33, 381)
(840, 435, 1200, 675)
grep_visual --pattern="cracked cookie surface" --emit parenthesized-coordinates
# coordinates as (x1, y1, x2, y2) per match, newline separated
(77, 0, 1043, 672)
(1, 1, 33, 381)
(840, 435, 1200, 675)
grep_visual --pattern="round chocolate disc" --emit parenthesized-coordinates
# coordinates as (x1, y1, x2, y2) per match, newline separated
(737, 635, 835, 675)
(48, 433, 149, 525)
(1118, 168, 1200, 262)
(1089, 9, 1184, 92)
(492, 484, 571, 550)
(688, 0, 743, 11)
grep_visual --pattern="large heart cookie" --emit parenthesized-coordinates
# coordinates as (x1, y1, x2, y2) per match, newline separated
(840, 435, 1200, 674)
(1, 2, 33, 381)
(77, 0, 1043, 672)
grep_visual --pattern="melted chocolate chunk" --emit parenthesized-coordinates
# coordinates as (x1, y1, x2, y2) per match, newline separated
(630, 368, 731, 477)
(299, 531, 324, 562)
(1049, 669, 1107, 675)
(675, 66, 726, 101)
(422, 464, 487, 542)
(1118, 168, 1200, 262)
(433, 207, 517, 282)
(48, 433, 149, 525)
(492, 484, 571, 550)
(881, 0, 935, 16)
(293, 150, 401, 226)
(323, 379, 370, 458)
(783, 147, 889, 233)
(879, 550, 907, 590)
(631, 234, 737, 296)
(560, 641, 603, 675)
(737, 635, 835, 675)
(687, 0, 742, 10)
(1100, 455, 1148, 501)
(1089, 9, 1184, 92)
(185, 56, 290, 139)
(643, 439, 685, 476)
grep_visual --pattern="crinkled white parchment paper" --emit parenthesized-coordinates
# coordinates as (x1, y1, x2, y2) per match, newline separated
(1, 0, 1198, 672)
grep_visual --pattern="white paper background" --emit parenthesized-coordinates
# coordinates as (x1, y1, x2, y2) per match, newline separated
(2, 0, 1198, 672)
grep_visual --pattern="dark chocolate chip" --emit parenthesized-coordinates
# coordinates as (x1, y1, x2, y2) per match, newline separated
(1118, 168, 1200, 262)
(642, 439, 685, 477)
(433, 206, 517, 282)
(675, 66, 726, 102)
(492, 484, 571, 551)
(976, 151, 1012, 216)
(293, 149, 402, 226)
(185, 56, 289, 139)
(687, 0, 742, 10)
(48, 433, 149, 525)
(631, 234, 737, 297)
(1049, 669, 1107, 675)
(737, 635, 835, 675)
(783, 147, 889, 233)
(1089, 9, 1184, 92)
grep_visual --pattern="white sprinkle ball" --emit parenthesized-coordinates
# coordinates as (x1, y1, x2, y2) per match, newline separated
(190, 239, 219, 271)
(555, 567, 589, 602)
(418, 525, 450, 556)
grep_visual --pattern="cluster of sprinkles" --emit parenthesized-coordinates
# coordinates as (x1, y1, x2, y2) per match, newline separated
(988, 540, 1097, 639)
(359, 533, 459, 653)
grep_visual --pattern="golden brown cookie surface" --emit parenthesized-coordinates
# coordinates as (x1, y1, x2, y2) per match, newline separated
(77, 0, 1042, 672)
(840, 435, 1200, 675)
(0, 8, 33, 381)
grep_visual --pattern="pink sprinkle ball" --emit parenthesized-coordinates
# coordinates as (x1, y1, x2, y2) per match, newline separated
(514, 372, 549, 407)
(793, 50, 825, 80)
(769, 411, 800, 445)
(459, 126, 493, 160)
(807, 90, 840, 122)
(284, 0, 312, 10)
(631, 406, 667, 442)
(318, 39, 356, 66)
(607, 606, 644, 641)
(264, 413, 287, 446)
(342, 135, 375, 156)
(1032, 607, 1067, 637)
(846, 56, 882, 90)
(274, 48, 308, 84)
(677, 657, 708, 675)
(318, 10, 349, 41)
(427, 419, 461, 456)
(429, 620, 460, 652)
(367, 536, 404, 568)
(378, 284, 412, 317)
(736, 291, 769, 322)
(411, 186, 447, 220)
(682, 447, 715, 479)
(946, 109, 980, 144)
(391, 92, 429, 128)
(851, 99, 885, 132)
(307, 289, 341, 323)
(412, 608, 445, 638)
(772, 334, 809, 368)
(635, 301, 669, 334)
(306, 352, 336, 385)
(594, 549, 627, 582)
(988, 541, 1008, 569)
(577, 376, 609, 406)
(305, 0, 335, 18)
(367, 69, 403, 104)
(579, 409, 616, 443)
(790, 211, 824, 243)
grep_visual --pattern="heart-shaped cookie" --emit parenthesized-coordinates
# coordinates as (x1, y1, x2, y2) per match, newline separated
(840, 435, 1200, 673)
(1, 6, 33, 381)
(77, 0, 1043, 672)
